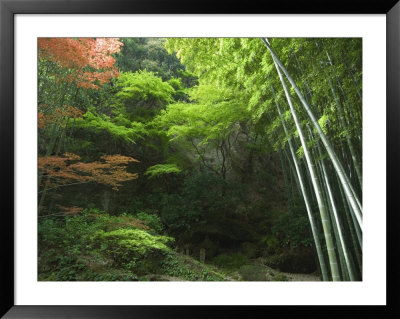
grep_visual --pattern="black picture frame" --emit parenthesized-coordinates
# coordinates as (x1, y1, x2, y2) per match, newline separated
(1, 0, 398, 318)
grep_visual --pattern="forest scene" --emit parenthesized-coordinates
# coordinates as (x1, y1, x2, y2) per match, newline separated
(38, 37, 362, 282)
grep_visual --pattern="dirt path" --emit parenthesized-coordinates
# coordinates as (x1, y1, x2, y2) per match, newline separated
(227, 260, 321, 281)
(278, 271, 321, 281)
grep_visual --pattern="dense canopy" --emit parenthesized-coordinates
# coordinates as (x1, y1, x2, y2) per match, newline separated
(38, 37, 362, 282)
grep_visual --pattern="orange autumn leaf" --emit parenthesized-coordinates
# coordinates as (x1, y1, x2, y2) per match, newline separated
(38, 153, 140, 191)
(38, 38, 123, 90)
(38, 105, 84, 128)
(57, 205, 84, 216)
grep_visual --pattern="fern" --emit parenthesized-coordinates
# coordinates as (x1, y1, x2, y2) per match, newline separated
(145, 164, 182, 178)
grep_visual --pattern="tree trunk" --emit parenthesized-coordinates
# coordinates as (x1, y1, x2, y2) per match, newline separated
(271, 58, 340, 281)
(261, 38, 363, 233)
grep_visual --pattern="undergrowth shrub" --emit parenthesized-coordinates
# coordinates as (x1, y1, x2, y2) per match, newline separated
(134, 211, 164, 233)
(211, 253, 248, 271)
(271, 200, 313, 249)
(38, 208, 172, 280)
(92, 228, 173, 270)
(161, 252, 226, 281)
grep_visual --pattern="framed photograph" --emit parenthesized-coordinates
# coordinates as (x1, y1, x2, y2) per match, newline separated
(1, 0, 398, 317)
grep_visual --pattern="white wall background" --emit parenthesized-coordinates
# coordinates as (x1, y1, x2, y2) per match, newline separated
(15, 14, 386, 305)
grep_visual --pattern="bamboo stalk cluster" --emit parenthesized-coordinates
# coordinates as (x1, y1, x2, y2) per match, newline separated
(262, 38, 362, 281)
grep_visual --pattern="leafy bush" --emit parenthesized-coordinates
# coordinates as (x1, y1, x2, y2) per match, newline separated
(115, 71, 175, 104)
(134, 211, 164, 233)
(38, 208, 173, 280)
(145, 164, 182, 178)
(161, 252, 226, 281)
(92, 228, 173, 268)
(38, 209, 108, 281)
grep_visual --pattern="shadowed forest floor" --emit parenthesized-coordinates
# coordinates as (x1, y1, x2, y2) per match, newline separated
(130, 254, 321, 282)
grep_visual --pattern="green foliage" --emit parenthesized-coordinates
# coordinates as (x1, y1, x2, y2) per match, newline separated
(38, 37, 363, 282)
(259, 234, 280, 255)
(161, 252, 226, 281)
(212, 253, 248, 271)
(274, 273, 289, 281)
(167, 77, 189, 101)
(115, 38, 193, 83)
(263, 254, 287, 271)
(92, 228, 173, 270)
(181, 171, 230, 212)
(271, 203, 314, 248)
(115, 71, 175, 105)
(154, 83, 250, 183)
(157, 192, 202, 235)
(145, 163, 182, 178)
(296, 137, 318, 160)
(38, 208, 171, 280)
(134, 212, 164, 233)
(318, 114, 330, 135)
(139, 170, 247, 236)
(296, 145, 305, 159)
(167, 77, 183, 91)
(75, 110, 147, 143)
